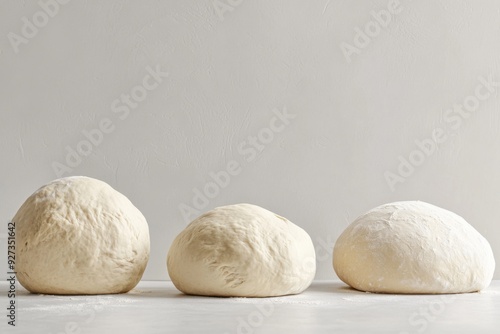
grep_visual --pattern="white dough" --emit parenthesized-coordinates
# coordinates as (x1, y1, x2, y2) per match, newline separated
(13, 176, 150, 295)
(333, 201, 495, 294)
(167, 204, 316, 297)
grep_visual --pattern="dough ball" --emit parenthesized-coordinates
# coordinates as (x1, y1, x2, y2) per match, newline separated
(167, 204, 315, 297)
(13, 176, 150, 295)
(333, 201, 495, 294)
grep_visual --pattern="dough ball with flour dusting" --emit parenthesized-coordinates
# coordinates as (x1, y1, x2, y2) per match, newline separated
(167, 204, 315, 297)
(13, 176, 150, 295)
(333, 201, 495, 294)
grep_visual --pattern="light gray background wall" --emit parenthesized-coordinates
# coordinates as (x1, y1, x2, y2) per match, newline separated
(1, 0, 499, 281)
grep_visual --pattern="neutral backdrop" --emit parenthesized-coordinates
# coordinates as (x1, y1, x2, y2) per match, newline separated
(1, 0, 499, 282)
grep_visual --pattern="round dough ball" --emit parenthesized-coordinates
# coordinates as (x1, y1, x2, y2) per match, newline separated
(13, 176, 150, 295)
(333, 201, 495, 294)
(167, 204, 315, 297)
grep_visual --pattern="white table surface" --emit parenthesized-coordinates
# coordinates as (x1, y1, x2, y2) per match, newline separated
(1, 280, 499, 334)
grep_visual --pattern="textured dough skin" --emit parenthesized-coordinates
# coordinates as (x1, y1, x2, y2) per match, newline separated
(13, 176, 150, 295)
(333, 201, 495, 294)
(167, 204, 316, 297)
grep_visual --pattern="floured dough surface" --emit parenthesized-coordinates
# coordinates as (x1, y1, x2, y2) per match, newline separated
(167, 204, 316, 297)
(13, 176, 150, 295)
(333, 201, 495, 294)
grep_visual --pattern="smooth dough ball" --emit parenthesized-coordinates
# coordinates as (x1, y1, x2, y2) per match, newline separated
(167, 204, 316, 297)
(333, 201, 495, 294)
(13, 176, 150, 295)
